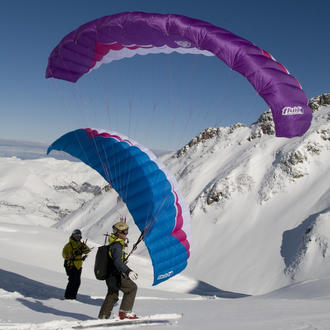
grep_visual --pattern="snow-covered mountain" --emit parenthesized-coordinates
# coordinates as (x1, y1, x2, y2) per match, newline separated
(1, 95, 329, 295)
(0, 157, 108, 226)
(0, 94, 329, 329)
(164, 93, 330, 294)
(52, 94, 330, 295)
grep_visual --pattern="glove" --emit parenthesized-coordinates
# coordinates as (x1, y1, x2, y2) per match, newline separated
(128, 271, 138, 281)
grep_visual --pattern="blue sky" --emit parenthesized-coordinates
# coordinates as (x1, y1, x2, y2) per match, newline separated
(1, 0, 329, 151)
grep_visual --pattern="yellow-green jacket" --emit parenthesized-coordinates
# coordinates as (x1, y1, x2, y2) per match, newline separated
(108, 234, 131, 275)
(62, 236, 91, 270)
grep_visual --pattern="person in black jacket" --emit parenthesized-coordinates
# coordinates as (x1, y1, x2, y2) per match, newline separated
(98, 222, 138, 320)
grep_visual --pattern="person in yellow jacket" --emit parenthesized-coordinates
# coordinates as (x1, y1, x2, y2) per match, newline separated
(62, 229, 91, 299)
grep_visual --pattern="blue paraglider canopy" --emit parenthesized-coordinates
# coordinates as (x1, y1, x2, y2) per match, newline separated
(47, 128, 192, 285)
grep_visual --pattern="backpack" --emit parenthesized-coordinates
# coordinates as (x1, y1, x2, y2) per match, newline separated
(94, 245, 110, 280)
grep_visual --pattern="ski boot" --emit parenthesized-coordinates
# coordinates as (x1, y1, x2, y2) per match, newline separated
(119, 311, 137, 320)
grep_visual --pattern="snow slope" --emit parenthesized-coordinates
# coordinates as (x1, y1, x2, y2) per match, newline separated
(0, 222, 330, 329)
(0, 96, 329, 329)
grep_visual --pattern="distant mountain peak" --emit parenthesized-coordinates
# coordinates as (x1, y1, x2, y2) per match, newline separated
(308, 93, 330, 111)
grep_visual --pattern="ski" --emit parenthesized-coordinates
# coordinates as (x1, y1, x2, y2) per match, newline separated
(73, 313, 182, 329)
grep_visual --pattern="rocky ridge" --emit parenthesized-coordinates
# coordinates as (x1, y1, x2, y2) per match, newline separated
(177, 93, 330, 156)
(172, 94, 330, 210)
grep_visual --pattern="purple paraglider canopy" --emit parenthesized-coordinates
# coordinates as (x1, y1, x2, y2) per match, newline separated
(46, 11, 312, 138)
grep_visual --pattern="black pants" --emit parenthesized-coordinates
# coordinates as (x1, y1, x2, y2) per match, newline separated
(64, 266, 82, 299)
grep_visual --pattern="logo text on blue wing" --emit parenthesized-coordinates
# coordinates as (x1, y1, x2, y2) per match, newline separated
(157, 271, 174, 280)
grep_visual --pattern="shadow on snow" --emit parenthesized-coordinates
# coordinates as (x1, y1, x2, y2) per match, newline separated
(189, 280, 249, 298)
(0, 268, 103, 306)
(0, 268, 249, 321)
(281, 206, 330, 277)
(17, 298, 91, 320)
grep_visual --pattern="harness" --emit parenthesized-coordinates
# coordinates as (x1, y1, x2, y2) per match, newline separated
(69, 241, 84, 261)
(64, 239, 88, 268)
(108, 234, 128, 264)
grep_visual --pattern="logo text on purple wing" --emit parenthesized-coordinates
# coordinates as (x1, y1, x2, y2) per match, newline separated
(282, 106, 304, 116)
(175, 40, 192, 48)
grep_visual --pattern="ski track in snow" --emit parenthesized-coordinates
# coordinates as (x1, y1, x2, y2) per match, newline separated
(1, 314, 182, 330)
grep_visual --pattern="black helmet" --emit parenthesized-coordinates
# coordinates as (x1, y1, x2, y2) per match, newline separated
(72, 229, 82, 236)
(71, 229, 82, 240)
(112, 222, 129, 235)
